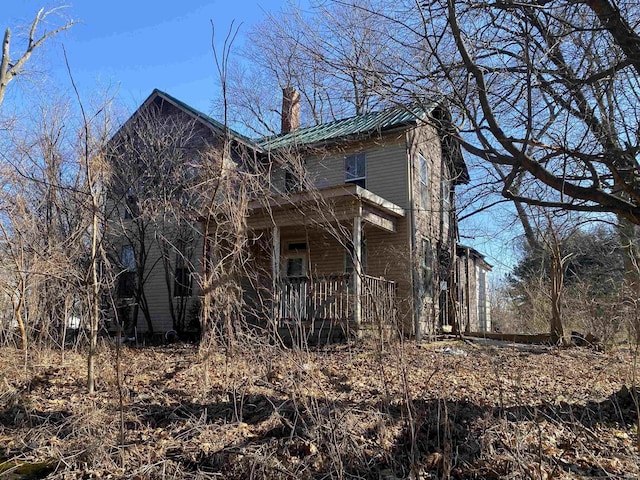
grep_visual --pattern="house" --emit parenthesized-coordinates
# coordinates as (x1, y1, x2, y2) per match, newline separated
(107, 88, 491, 341)
(105, 89, 256, 338)
(456, 245, 493, 333)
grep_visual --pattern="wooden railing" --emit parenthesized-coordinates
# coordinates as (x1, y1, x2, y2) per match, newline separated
(362, 274, 397, 324)
(277, 274, 396, 325)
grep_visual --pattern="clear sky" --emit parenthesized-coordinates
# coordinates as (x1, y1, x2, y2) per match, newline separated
(4, 0, 299, 114)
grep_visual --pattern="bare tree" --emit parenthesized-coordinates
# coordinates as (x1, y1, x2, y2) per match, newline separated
(0, 96, 96, 352)
(107, 105, 206, 336)
(222, 0, 400, 135)
(1, 7, 75, 108)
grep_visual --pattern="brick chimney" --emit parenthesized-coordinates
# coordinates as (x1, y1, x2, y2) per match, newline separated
(281, 86, 300, 134)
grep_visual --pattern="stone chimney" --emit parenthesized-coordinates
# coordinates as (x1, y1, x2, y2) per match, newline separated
(281, 86, 300, 134)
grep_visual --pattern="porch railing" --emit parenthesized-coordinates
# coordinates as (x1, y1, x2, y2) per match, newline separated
(277, 274, 396, 325)
(362, 274, 397, 324)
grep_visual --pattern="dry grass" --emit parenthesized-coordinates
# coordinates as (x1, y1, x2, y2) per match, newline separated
(0, 339, 637, 479)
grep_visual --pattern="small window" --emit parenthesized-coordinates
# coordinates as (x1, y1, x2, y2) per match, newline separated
(345, 153, 366, 188)
(418, 154, 429, 210)
(123, 188, 139, 219)
(288, 242, 307, 252)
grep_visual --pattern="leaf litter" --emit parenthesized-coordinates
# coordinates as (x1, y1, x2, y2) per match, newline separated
(0, 340, 637, 478)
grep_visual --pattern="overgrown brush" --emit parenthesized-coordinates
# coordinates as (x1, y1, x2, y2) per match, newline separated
(0, 338, 637, 479)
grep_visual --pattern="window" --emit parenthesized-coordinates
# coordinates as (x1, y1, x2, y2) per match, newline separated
(118, 245, 136, 298)
(285, 242, 307, 277)
(345, 153, 366, 188)
(285, 257, 306, 277)
(120, 245, 136, 271)
(418, 154, 429, 210)
(421, 239, 433, 298)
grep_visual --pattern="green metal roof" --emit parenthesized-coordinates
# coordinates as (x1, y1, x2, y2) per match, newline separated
(258, 101, 439, 151)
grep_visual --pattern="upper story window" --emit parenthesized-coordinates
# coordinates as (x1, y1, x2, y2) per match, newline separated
(418, 154, 429, 210)
(120, 245, 136, 271)
(345, 153, 366, 188)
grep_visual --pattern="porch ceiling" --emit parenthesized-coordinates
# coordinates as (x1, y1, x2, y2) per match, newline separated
(247, 184, 405, 233)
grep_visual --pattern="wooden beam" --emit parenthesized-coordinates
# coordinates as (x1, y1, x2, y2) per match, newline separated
(353, 215, 362, 328)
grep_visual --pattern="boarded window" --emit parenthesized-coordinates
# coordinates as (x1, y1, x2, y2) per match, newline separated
(345, 153, 366, 188)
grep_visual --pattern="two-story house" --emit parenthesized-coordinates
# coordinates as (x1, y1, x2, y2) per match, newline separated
(106, 89, 255, 338)
(108, 88, 491, 342)
(243, 88, 470, 342)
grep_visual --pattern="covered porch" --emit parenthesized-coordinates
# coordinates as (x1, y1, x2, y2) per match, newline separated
(247, 184, 406, 338)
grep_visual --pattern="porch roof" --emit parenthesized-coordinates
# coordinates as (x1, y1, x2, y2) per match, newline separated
(247, 184, 405, 233)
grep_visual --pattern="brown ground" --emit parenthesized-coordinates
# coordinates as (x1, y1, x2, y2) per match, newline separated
(0, 339, 638, 479)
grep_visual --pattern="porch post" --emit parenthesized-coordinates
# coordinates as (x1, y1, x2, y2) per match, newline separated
(272, 226, 280, 326)
(353, 216, 362, 327)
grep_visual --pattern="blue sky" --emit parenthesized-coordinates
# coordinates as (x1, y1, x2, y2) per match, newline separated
(4, 1, 301, 114)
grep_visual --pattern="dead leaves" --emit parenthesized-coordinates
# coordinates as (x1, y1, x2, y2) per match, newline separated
(0, 342, 638, 478)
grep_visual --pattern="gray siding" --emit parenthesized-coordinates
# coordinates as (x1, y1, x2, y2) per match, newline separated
(269, 134, 409, 208)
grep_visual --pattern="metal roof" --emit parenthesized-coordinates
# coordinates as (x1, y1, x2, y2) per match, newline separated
(257, 101, 439, 150)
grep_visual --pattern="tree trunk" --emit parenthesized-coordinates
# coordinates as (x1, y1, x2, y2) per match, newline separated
(549, 246, 565, 342)
(14, 286, 27, 351)
(88, 208, 99, 394)
(619, 217, 640, 341)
